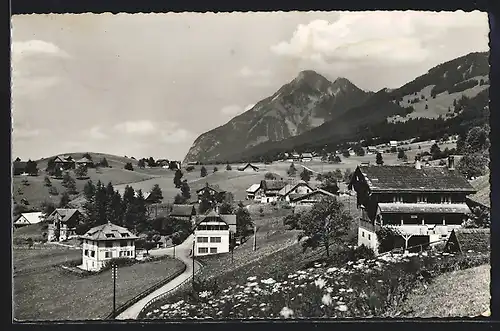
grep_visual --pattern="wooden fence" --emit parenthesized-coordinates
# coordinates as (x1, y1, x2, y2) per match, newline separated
(104, 263, 187, 319)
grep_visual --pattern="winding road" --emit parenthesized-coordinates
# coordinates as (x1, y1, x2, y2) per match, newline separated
(115, 234, 202, 320)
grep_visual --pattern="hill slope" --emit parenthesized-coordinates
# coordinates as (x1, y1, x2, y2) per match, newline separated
(207, 51, 490, 162)
(183, 71, 372, 163)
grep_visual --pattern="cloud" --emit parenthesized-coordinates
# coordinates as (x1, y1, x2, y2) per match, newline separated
(270, 11, 488, 65)
(160, 128, 194, 144)
(113, 120, 157, 135)
(88, 126, 108, 140)
(220, 105, 243, 116)
(11, 40, 69, 62)
(238, 66, 272, 78)
(12, 122, 41, 140)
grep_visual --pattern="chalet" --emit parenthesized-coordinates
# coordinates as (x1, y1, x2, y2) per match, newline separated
(75, 156, 94, 168)
(278, 180, 314, 202)
(47, 209, 83, 242)
(258, 180, 288, 203)
(79, 222, 138, 271)
(444, 228, 490, 254)
(14, 212, 44, 228)
(246, 183, 262, 200)
(300, 153, 313, 162)
(291, 153, 301, 162)
(367, 146, 378, 154)
(390, 141, 398, 148)
(13, 161, 28, 176)
(193, 210, 237, 257)
(169, 204, 197, 222)
(290, 189, 337, 207)
(196, 184, 226, 203)
(157, 159, 170, 168)
(54, 155, 76, 170)
(237, 163, 259, 172)
(348, 156, 476, 254)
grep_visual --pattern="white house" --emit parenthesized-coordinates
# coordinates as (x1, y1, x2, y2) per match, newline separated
(278, 180, 314, 202)
(300, 153, 313, 162)
(258, 180, 288, 203)
(193, 210, 236, 257)
(390, 141, 398, 148)
(246, 183, 262, 200)
(14, 212, 44, 228)
(79, 222, 138, 271)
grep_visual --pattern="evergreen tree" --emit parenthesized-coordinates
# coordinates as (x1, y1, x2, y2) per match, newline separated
(100, 157, 109, 168)
(213, 166, 218, 173)
(44, 176, 52, 187)
(138, 159, 146, 168)
(147, 157, 156, 167)
(75, 164, 88, 179)
(287, 163, 297, 177)
(397, 149, 406, 160)
(174, 169, 183, 188)
(134, 189, 148, 230)
(25, 160, 39, 176)
(180, 180, 191, 201)
(235, 204, 253, 237)
(219, 202, 234, 214)
(106, 190, 123, 225)
(93, 181, 108, 225)
(198, 188, 215, 214)
(124, 162, 134, 171)
(376, 152, 384, 165)
(53, 166, 63, 178)
(149, 184, 164, 203)
(46, 157, 56, 172)
(200, 166, 208, 177)
(226, 164, 232, 171)
(300, 168, 311, 182)
(59, 192, 71, 208)
(83, 180, 96, 202)
(174, 193, 186, 204)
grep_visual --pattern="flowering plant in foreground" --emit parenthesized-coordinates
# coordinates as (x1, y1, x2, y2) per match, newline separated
(144, 251, 487, 319)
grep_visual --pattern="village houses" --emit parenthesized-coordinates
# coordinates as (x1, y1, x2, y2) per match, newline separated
(289, 188, 337, 208)
(75, 156, 94, 168)
(196, 184, 227, 203)
(79, 222, 138, 271)
(14, 211, 44, 229)
(348, 156, 477, 254)
(278, 180, 314, 202)
(169, 204, 197, 223)
(47, 209, 83, 242)
(193, 210, 237, 257)
(54, 155, 76, 170)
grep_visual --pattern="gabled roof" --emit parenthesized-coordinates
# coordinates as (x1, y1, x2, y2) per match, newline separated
(237, 163, 259, 171)
(261, 180, 288, 191)
(76, 156, 93, 163)
(301, 153, 313, 158)
(14, 212, 44, 225)
(445, 228, 490, 254)
(378, 203, 471, 214)
(81, 222, 138, 241)
(290, 189, 337, 202)
(196, 184, 225, 194)
(468, 174, 490, 208)
(170, 204, 196, 217)
(55, 155, 75, 163)
(350, 165, 476, 193)
(47, 209, 81, 223)
(246, 184, 261, 193)
(278, 180, 313, 196)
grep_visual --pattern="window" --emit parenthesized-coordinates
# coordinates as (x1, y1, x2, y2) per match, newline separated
(362, 231, 365, 238)
(197, 237, 209, 243)
(368, 234, 371, 240)
(105, 233, 115, 238)
(90, 250, 95, 257)
(198, 247, 208, 254)
(210, 237, 222, 243)
(121, 233, 130, 237)
(105, 241, 113, 248)
(84, 249, 89, 256)
(105, 251, 111, 258)
(127, 251, 131, 256)
(120, 241, 128, 247)
(210, 247, 218, 254)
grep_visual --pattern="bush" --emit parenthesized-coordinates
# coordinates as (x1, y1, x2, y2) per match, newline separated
(185, 166, 195, 172)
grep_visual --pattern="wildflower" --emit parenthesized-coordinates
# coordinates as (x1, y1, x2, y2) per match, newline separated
(322, 293, 333, 306)
(247, 276, 257, 281)
(199, 291, 212, 298)
(314, 278, 326, 289)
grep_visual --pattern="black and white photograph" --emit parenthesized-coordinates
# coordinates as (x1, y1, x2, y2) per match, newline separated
(11, 10, 492, 321)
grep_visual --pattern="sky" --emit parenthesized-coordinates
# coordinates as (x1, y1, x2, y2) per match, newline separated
(11, 11, 489, 161)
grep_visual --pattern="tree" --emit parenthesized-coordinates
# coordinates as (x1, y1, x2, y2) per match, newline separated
(180, 180, 191, 201)
(198, 188, 215, 214)
(300, 168, 311, 182)
(53, 166, 63, 178)
(124, 162, 134, 171)
(287, 163, 297, 177)
(457, 153, 488, 179)
(265, 172, 277, 180)
(226, 164, 232, 171)
(147, 157, 156, 167)
(397, 149, 406, 160)
(320, 177, 339, 195)
(169, 161, 179, 170)
(133, 190, 148, 231)
(83, 180, 96, 202)
(106, 190, 124, 225)
(138, 159, 146, 168)
(342, 150, 350, 158)
(376, 226, 401, 253)
(376, 152, 384, 165)
(41, 200, 56, 217)
(83, 152, 93, 161)
(100, 157, 109, 168)
(48, 186, 59, 196)
(430, 143, 441, 159)
(219, 202, 234, 214)
(174, 193, 186, 204)
(25, 160, 39, 176)
(213, 166, 218, 173)
(235, 204, 253, 237)
(44, 176, 52, 187)
(299, 197, 352, 257)
(46, 158, 56, 172)
(283, 212, 303, 229)
(59, 192, 71, 208)
(343, 168, 353, 184)
(465, 126, 490, 154)
(353, 144, 365, 156)
(200, 166, 208, 177)
(149, 184, 164, 204)
(174, 169, 184, 188)
(75, 164, 88, 179)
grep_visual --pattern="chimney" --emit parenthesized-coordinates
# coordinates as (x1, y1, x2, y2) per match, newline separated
(415, 156, 421, 170)
(448, 155, 455, 170)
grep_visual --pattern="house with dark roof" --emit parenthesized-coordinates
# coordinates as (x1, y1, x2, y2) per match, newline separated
(46, 209, 83, 242)
(444, 228, 490, 254)
(348, 156, 476, 254)
(54, 155, 76, 170)
(278, 180, 314, 203)
(169, 204, 197, 222)
(193, 210, 237, 256)
(196, 184, 226, 203)
(300, 153, 313, 162)
(290, 189, 337, 207)
(258, 180, 288, 203)
(237, 163, 259, 172)
(79, 222, 138, 271)
(75, 156, 94, 168)
(13, 161, 28, 176)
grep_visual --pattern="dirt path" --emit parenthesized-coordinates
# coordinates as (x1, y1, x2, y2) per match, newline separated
(115, 235, 201, 320)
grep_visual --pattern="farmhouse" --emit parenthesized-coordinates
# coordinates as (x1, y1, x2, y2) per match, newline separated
(237, 163, 259, 172)
(300, 153, 313, 162)
(290, 189, 337, 207)
(246, 183, 262, 200)
(444, 228, 490, 254)
(278, 180, 314, 202)
(169, 204, 197, 222)
(14, 212, 44, 228)
(79, 222, 138, 271)
(193, 210, 237, 257)
(291, 153, 301, 162)
(13, 161, 28, 176)
(54, 155, 76, 170)
(196, 184, 226, 203)
(75, 156, 94, 168)
(348, 156, 476, 254)
(47, 209, 83, 242)
(390, 141, 398, 148)
(367, 146, 378, 154)
(258, 180, 288, 203)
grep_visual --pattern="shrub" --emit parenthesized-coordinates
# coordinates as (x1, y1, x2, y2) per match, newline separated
(185, 165, 195, 172)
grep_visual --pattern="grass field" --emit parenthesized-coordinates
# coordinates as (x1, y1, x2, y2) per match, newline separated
(399, 264, 490, 317)
(13, 247, 185, 320)
(13, 223, 47, 242)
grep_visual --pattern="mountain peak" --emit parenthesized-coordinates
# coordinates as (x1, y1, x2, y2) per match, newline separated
(291, 70, 332, 94)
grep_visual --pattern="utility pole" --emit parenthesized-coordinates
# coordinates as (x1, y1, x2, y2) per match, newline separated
(173, 243, 176, 258)
(253, 225, 257, 251)
(112, 264, 117, 318)
(192, 239, 195, 288)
